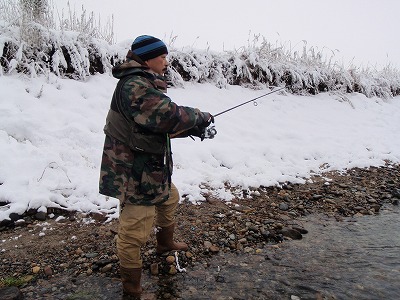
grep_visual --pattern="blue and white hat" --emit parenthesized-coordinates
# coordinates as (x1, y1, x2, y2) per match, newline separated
(131, 35, 168, 61)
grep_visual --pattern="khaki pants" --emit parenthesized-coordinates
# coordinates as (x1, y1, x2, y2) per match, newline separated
(117, 183, 179, 268)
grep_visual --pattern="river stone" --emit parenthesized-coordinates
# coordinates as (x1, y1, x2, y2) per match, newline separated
(292, 226, 308, 234)
(166, 256, 175, 264)
(392, 188, 400, 198)
(280, 228, 302, 240)
(35, 212, 47, 221)
(0, 286, 23, 300)
(150, 263, 159, 275)
(204, 241, 212, 249)
(100, 264, 112, 273)
(209, 245, 220, 253)
(168, 265, 177, 275)
(44, 265, 53, 277)
(279, 202, 289, 211)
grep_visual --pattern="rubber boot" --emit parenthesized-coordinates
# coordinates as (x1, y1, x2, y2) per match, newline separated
(120, 266, 143, 298)
(156, 223, 188, 254)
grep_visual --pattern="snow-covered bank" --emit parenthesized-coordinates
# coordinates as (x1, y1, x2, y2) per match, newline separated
(0, 73, 400, 221)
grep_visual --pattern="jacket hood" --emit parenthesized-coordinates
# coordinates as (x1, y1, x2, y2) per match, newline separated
(112, 50, 168, 92)
(112, 50, 150, 79)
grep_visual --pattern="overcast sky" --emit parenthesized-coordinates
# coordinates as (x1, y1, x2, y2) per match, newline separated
(54, 0, 400, 69)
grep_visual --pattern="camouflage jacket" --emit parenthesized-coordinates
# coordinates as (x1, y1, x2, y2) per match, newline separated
(99, 52, 209, 206)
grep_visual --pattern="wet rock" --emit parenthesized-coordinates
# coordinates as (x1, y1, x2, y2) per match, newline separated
(0, 286, 23, 300)
(166, 256, 175, 264)
(35, 212, 47, 221)
(214, 213, 225, 219)
(168, 265, 177, 275)
(238, 238, 247, 244)
(85, 252, 98, 258)
(150, 263, 159, 275)
(261, 230, 271, 239)
(209, 245, 220, 253)
(370, 204, 381, 212)
(325, 199, 336, 205)
(14, 219, 26, 227)
(280, 228, 302, 240)
(392, 188, 400, 198)
(279, 202, 289, 211)
(100, 264, 112, 273)
(44, 265, 53, 277)
(292, 226, 308, 234)
(203, 241, 212, 249)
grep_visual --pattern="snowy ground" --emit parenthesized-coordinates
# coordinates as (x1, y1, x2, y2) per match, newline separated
(1, 73, 399, 221)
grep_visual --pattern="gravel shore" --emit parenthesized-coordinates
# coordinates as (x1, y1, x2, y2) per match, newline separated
(0, 164, 399, 299)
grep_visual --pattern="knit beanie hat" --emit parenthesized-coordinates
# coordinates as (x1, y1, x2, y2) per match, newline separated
(131, 35, 168, 61)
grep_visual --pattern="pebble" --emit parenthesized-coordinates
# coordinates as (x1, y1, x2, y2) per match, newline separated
(35, 212, 47, 221)
(166, 256, 175, 264)
(209, 245, 220, 253)
(279, 203, 289, 211)
(150, 263, 159, 275)
(204, 241, 212, 249)
(168, 265, 177, 275)
(100, 264, 112, 273)
(280, 228, 302, 240)
(44, 266, 52, 277)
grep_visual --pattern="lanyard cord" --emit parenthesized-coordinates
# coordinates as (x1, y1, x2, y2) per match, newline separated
(166, 134, 172, 188)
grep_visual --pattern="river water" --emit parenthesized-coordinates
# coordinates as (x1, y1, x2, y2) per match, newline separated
(53, 206, 399, 300)
(145, 205, 400, 300)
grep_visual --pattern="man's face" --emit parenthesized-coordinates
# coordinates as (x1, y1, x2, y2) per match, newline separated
(145, 54, 169, 75)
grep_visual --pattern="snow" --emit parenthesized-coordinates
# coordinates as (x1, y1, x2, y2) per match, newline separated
(1, 72, 400, 221)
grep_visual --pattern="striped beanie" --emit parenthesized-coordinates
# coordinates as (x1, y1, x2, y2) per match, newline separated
(131, 35, 168, 61)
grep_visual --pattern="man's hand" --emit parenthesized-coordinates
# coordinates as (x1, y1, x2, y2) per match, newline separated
(198, 112, 214, 128)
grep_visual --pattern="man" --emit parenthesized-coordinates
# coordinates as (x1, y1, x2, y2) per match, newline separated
(99, 35, 213, 297)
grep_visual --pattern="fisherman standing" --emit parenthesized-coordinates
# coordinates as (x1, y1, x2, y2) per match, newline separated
(99, 35, 213, 297)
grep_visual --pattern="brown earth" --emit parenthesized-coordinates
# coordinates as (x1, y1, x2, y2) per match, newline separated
(0, 164, 399, 299)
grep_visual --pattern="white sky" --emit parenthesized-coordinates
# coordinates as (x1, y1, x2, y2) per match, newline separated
(54, 0, 400, 69)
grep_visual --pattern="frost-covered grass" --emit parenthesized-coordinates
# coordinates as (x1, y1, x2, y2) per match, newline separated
(1, 1, 400, 98)
(1, 16, 399, 99)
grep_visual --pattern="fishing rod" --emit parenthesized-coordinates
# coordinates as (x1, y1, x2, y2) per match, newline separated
(213, 86, 286, 118)
(203, 86, 285, 139)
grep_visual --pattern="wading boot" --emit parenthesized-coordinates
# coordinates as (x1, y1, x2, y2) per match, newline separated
(120, 266, 142, 298)
(156, 223, 188, 254)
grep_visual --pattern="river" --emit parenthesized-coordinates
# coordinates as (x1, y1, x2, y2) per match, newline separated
(146, 205, 400, 299)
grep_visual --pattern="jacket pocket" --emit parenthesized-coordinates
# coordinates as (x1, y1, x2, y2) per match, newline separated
(140, 161, 167, 196)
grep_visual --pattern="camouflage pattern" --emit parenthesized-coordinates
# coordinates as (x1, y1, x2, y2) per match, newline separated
(99, 52, 210, 206)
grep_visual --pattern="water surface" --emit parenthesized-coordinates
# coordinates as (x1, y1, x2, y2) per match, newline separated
(152, 206, 400, 299)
